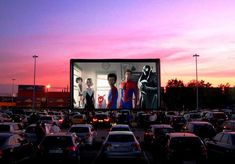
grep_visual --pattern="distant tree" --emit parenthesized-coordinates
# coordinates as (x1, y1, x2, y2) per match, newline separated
(166, 78, 185, 88)
(187, 80, 212, 88)
(218, 83, 230, 89)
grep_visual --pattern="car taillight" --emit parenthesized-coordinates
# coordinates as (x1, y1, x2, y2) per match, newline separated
(201, 145, 207, 156)
(86, 133, 91, 137)
(132, 143, 141, 151)
(104, 118, 109, 122)
(104, 143, 112, 150)
(66, 146, 76, 151)
(0, 149, 3, 158)
(59, 119, 63, 123)
(93, 118, 98, 122)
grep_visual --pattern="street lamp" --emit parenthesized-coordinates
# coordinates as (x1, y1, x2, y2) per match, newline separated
(193, 54, 199, 110)
(11, 78, 16, 102)
(32, 55, 38, 111)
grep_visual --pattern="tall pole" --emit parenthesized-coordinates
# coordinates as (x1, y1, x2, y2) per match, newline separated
(193, 54, 199, 110)
(11, 78, 16, 102)
(32, 55, 38, 112)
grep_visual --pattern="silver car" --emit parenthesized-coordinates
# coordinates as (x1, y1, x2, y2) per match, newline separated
(68, 124, 97, 146)
(101, 131, 141, 159)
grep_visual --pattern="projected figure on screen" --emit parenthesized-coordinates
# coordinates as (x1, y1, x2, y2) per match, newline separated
(107, 73, 118, 109)
(83, 78, 95, 110)
(120, 69, 138, 109)
(76, 77, 83, 108)
(138, 65, 158, 109)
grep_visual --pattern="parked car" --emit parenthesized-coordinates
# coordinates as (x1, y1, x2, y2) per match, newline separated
(144, 124, 174, 148)
(25, 123, 52, 145)
(204, 131, 235, 160)
(0, 133, 34, 164)
(100, 131, 141, 160)
(37, 132, 80, 163)
(68, 124, 97, 146)
(164, 132, 207, 164)
(0, 122, 24, 136)
(184, 121, 217, 140)
(92, 113, 111, 128)
(220, 120, 235, 132)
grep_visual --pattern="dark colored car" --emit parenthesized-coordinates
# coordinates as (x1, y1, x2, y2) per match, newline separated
(184, 121, 217, 140)
(92, 113, 111, 128)
(171, 116, 186, 132)
(0, 133, 34, 164)
(165, 132, 207, 164)
(37, 132, 80, 163)
(144, 124, 174, 148)
(204, 131, 235, 161)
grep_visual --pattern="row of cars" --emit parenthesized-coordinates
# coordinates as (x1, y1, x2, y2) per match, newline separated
(144, 122, 235, 163)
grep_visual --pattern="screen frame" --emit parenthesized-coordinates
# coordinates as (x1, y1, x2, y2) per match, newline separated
(70, 58, 161, 111)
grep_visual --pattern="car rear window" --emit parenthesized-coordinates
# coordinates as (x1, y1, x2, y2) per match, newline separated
(41, 136, 73, 147)
(108, 134, 135, 142)
(0, 125, 10, 132)
(169, 137, 202, 149)
(213, 113, 226, 119)
(0, 136, 8, 146)
(231, 134, 235, 145)
(41, 116, 52, 121)
(69, 127, 89, 133)
(111, 127, 130, 131)
(73, 115, 83, 119)
(25, 126, 35, 133)
(154, 128, 174, 135)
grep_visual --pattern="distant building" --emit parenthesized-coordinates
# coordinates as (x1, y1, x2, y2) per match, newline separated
(16, 85, 70, 109)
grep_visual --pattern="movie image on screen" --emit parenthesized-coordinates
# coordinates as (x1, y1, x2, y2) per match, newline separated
(70, 59, 160, 110)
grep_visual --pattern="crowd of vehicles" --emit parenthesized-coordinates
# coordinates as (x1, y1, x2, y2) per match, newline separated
(0, 108, 235, 163)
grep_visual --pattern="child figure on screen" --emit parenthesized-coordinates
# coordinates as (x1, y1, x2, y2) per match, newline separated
(107, 73, 118, 109)
(83, 78, 95, 110)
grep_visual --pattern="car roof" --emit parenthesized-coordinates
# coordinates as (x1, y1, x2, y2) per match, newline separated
(188, 121, 212, 124)
(70, 124, 92, 128)
(167, 132, 198, 138)
(151, 124, 173, 128)
(112, 124, 130, 128)
(222, 131, 235, 135)
(108, 131, 134, 135)
(0, 133, 14, 137)
(46, 132, 75, 137)
(0, 122, 19, 125)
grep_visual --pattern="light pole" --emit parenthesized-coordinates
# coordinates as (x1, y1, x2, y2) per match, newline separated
(193, 54, 199, 110)
(11, 78, 16, 102)
(32, 55, 38, 111)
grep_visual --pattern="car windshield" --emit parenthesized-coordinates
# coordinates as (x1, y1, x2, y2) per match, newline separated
(69, 127, 89, 133)
(0, 125, 10, 132)
(107, 134, 135, 142)
(41, 136, 73, 147)
(96, 114, 108, 119)
(190, 114, 201, 118)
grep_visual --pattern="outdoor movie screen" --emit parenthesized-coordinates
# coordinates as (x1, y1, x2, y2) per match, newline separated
(70, 59, 160, 110)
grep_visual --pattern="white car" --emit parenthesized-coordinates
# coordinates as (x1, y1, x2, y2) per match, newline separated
(68, 124, 97, 146)
(109, 124, 131, 132)
(101, 131, 141, 159)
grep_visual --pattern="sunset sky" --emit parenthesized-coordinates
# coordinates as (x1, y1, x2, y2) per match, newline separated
(1, 0, 235, 95)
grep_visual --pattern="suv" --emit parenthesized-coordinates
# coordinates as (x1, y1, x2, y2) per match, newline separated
(165, 132, 207, 163)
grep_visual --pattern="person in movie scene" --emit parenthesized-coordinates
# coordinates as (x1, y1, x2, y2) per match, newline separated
(76, 77, 83, 107)
(83, 78, 95, 110)
(107, 73, 118, 109)
(119, 69, 138, 109)
(138, 65, 158, 109)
